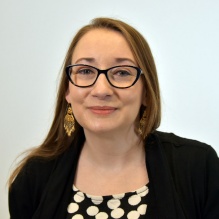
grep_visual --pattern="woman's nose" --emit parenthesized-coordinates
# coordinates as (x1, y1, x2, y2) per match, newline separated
(90, 74, 113, 98)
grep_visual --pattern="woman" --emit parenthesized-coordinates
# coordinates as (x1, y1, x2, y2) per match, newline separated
(9, 17, 219, 219)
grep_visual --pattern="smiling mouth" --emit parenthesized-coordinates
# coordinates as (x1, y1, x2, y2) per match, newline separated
(88, 106, 117, 115)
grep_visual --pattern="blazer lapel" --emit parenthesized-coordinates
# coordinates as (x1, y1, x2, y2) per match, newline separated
(146, 133, 187, 219)
(32, 143, 81, 219)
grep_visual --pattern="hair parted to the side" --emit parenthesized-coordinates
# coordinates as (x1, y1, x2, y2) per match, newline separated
(8, 17, 161, 187)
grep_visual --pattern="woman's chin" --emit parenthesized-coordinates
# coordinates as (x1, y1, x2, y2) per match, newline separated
(83, 124, 121, 136)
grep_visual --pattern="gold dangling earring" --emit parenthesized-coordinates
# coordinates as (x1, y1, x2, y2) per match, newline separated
(64, 104, 75, 136)
(138, 110, 147, 138)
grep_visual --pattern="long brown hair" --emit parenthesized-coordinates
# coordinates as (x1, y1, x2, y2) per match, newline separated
(8, 17, 161, 187)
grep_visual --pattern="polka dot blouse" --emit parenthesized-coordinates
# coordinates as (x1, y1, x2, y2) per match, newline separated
(66, 184, 149, 219)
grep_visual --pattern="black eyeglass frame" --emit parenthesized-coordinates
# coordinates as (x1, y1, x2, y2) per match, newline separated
(65, 64, 144, 89)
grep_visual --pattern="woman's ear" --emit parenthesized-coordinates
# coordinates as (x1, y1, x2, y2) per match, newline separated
(141, 87, 147, 107)
(142, 97, 147, 107)
(65, 88, 70, 103)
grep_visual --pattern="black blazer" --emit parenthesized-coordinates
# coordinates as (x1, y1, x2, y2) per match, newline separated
(9, 132, 219, 219)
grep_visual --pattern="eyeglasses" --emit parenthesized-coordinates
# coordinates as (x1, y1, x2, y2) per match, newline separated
(66, 64, 143, 89)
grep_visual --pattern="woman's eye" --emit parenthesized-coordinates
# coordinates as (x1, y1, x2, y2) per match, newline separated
(115, 70, 131, 76)
(77, 68, 94, 74)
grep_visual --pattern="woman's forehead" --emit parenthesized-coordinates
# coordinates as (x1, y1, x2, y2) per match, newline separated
(71, 29, 136, 65)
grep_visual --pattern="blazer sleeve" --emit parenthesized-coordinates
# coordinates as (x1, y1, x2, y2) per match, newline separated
(9, 158, 55, 219)
(203, 147, 219, 218)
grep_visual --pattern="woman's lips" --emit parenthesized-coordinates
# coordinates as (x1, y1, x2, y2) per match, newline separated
(88, 106, 117, 115)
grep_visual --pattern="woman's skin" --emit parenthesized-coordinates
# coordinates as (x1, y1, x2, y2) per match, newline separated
(65, 29, 148, 196)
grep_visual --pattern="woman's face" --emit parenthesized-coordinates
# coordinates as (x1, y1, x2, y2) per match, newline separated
(66, 29, 146, 136)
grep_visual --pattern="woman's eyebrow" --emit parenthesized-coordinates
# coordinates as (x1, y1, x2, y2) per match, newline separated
(114, 58, 136, 65)
(74, 57, 136, 65)
(74, 57, 95, 64)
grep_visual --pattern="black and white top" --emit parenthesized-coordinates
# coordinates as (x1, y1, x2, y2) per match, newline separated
(66, 184, 149, 219)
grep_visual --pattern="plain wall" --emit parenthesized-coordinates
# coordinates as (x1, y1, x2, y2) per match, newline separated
(1, 0, 218, 218)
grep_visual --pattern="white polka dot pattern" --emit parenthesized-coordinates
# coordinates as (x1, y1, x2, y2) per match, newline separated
(72, 214, 84, 219)
(128, 194, 141, 206)
(95, 212, 108, 219)
(73, 185, 79, 191)
(87, 206, 99, 216)
(74, 192, 85, 203)
(107, 199, 121, 209)
(91, 197, 103, 205)
(137, 186, 149, 197)
(113, 193, 125, 199)
(127, 210, 140, 219)
(67, 203, 79, 213)
(66, 184, 149, 219)
(137, 204, 147, 215)
(111, 208, 125, 218)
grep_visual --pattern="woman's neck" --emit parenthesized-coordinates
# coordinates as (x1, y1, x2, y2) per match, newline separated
(74, 129, 148, 195)
(81, 128, 145, 169)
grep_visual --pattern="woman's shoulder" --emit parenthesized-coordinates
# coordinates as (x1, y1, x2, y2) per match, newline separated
(22, 156, 57, 177)
(11, 156, 57, 192)
(152, 131, 218, 173)
(153, 131, 219, 172)
(155, 131, 217, 154)
(9, 156, 58, 217)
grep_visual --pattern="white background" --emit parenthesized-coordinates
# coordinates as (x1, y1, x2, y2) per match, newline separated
(0, 0, 218, 218)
